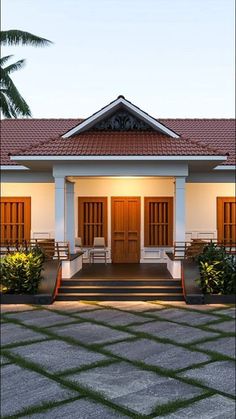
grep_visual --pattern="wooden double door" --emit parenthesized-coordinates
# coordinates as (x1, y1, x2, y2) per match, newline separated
(111, 197, 140, 263)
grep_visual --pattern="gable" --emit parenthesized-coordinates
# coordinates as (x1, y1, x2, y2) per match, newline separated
(62, 96, 180, 138)
(93, 109, 153, 131)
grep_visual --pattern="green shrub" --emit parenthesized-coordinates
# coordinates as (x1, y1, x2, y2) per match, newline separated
(0, 246, 45, 294)
(196, 243, 236, 295)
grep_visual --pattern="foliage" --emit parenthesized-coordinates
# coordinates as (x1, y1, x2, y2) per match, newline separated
(0, 55, 31, 118)
(0, 29, 52, 118)
(196, 243, 236, 294)
(0, 246, 45, 294)
(0, 30, 51, 47)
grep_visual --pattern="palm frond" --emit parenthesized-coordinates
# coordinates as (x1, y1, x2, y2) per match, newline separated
(2, 59, 26, 75)
(0, 55, 14, 66)
(0, 72, 31, 117)
(0, 91, 17, 118)
(0, 30, 52, 47)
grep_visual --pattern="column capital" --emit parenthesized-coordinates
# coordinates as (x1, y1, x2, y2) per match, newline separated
(175, 176, 186, 189)
(54, 176, 65, 189)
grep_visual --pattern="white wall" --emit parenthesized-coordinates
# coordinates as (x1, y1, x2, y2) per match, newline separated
(1, 183, 55, 238)
(186, 183, 235, 240)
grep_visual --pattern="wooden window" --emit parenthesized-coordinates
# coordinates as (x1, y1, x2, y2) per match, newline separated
(217, 197, 236, 243)
(0, 197, 31, 243)
(78, 197, 107, 246)
(144, 197, 173, 247)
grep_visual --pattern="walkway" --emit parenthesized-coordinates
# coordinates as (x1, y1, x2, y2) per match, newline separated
(1, 301, 235, 418)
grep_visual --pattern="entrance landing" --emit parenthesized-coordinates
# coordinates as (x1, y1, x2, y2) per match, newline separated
(72, 263, 172, 280)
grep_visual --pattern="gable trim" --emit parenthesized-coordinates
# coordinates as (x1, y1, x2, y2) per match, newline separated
(62, 97, 180, 138)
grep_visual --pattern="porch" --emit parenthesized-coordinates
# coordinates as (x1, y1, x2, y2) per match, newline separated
(57, 263, 184, 301)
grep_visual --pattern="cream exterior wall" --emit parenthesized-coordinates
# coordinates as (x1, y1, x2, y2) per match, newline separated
(0, 183, 55, 239)
(185, 183, 235, 241)
(1, 178, 235, 261)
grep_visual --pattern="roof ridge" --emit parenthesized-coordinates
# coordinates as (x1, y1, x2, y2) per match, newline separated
(1, 118, 82, 122)
(1, 117, 235, 122)
(9, 136, 60, 156)
(180, 135, 228, 156)
(159, 118, 235, 121)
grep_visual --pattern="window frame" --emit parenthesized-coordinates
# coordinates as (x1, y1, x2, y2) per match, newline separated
(144, 197, 173, 247)
(78, 197, 108, 247)
(0, 197, 31, 243)
(217, 197, 236, 243)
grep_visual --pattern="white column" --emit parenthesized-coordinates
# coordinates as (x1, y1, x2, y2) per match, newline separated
(174, 177, 186, 243)
(54, 177, 65, 242)
(66, 181, 75, 253)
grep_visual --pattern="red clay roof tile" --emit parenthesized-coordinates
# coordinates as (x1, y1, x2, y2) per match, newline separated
(1, 118, 235, 165)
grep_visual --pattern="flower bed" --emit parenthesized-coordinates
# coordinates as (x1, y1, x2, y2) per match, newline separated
(196, 243, 236, 296)
(0, 246, 44, 294)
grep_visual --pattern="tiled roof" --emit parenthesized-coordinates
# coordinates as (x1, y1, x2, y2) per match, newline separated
(1, 118, 235, 166)
(1, 119, 80, 166)
(9, 131, 227, 158)
(159, 119, 235, 165)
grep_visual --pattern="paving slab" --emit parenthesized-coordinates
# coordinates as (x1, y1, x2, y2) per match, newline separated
(129, 320, 219, 344)
(179, 361, 236, 396)
(196, 337, 236, 359)
(67, 361, 204, 415)
(50, 322, 133, 345)
(157, 302, 227, 311)
(156, 394, 236, 418)
(41, 302, 102, 313)
(1, 364, 76, 417)
(77, 309, 151, 326)
(9, 339, 110, 373)
(0, 355, 11, 366)
(1, 304, 37, 313)
(207, 320, 235, 333)
(148, 308, 219, 325)
(5, 309, 77, 328)
(213, 307, 236, 318)
(105, 338, 210, 370)
(98, 301, 165, 312)
(1, 322, 47, 346)
(24, 398, 128, 418)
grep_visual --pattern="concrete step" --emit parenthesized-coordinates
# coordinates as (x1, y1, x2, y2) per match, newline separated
(61, 279, 181, 287)
(56, 293, 184, 301)
(58, 285, 183, 294)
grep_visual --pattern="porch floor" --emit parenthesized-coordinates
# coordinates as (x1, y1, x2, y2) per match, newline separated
(72, 263, 172, 280)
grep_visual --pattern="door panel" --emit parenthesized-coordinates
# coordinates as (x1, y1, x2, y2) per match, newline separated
(111, 197, 140, 263)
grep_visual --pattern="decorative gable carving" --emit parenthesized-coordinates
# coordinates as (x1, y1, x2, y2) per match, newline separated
(93, 110, 153, 131)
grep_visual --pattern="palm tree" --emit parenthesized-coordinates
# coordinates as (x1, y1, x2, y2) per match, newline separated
(0, 30, 52, 118)
(0, 30, 51, 47)
(1, 55, 31, 118)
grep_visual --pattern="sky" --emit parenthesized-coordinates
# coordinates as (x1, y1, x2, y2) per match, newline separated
(2, 0, 235, 118)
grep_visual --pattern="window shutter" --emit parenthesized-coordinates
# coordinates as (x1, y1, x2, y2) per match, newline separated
(78, 197, 107, 246)
(217, 197, 236, 243)
(0, 197, 31, 243)
(144, 197, 173, 246)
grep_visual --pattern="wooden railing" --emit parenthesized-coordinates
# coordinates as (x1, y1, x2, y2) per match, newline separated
(173, 239, 236, 260)
(0, 239, 71, 261)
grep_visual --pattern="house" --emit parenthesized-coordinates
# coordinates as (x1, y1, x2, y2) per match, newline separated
(1, 96, 235, 299)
